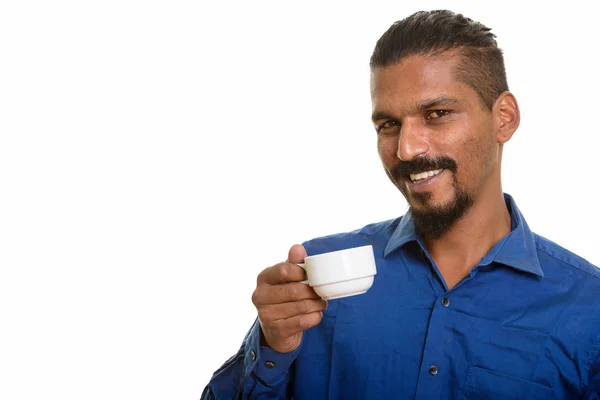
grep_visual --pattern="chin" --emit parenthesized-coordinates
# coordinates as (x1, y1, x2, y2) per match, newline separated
(409, 188, 474, 240)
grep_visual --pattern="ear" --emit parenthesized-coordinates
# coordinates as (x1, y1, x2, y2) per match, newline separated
(493, 91, 520, 144)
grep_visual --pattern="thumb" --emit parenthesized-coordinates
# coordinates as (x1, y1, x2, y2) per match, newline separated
(287, 244, 308, 264)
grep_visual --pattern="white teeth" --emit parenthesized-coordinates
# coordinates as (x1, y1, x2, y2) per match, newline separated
(410, 169, 443, 183)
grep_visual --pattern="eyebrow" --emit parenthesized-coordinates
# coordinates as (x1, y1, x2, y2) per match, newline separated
(371, 110, 395, 123)
(415, 96, 461, 111)
(371, 96, 462, 123)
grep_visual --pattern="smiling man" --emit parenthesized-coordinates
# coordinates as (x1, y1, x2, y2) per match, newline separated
(371, 41, 518, 289)
(202, 10, 600, 399)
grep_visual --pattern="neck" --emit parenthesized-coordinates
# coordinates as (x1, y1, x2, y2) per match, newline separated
(424, 188, 511, 289)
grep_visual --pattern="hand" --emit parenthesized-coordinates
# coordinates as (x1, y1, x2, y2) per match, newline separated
(251, 244, 327, 353)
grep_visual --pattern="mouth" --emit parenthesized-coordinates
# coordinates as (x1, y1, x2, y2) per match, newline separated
(406, 168, 445, 192)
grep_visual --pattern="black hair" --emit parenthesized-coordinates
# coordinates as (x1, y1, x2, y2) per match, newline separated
(370, 10, 508, 109)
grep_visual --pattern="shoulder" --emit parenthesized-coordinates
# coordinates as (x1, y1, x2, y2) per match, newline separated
(534, 233, 600, 281)
(533, 233, 600, 377)
(302, 216, 403, 256)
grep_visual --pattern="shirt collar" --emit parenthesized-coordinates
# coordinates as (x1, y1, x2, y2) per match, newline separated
(383, 193, 543, 277)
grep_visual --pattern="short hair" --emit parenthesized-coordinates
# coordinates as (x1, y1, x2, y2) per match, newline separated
(370, 10, 508, 109)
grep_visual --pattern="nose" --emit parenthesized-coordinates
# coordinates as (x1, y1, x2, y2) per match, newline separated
(397, 119, 429, 161)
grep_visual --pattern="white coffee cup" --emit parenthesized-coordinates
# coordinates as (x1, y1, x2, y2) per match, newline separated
(298, 245, 377, 300)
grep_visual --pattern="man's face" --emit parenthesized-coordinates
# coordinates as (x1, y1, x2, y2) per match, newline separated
(371, 53, 501, 238)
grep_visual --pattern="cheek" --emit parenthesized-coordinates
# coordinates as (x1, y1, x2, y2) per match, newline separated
(377, 137, 398, 165)
(458, 132, 495, 179)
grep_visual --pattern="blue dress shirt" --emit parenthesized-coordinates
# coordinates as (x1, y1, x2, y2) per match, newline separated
(202, 194, 600, 399)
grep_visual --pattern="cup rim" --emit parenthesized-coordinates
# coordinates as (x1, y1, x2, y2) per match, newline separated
(304, 244, 373, 261)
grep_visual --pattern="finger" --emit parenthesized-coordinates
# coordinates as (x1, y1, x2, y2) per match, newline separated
(264, 311, 323, 339)
(252, 282, 320, 306)
(257, 262, 307, 285)
(258, 299, 328, 323)
(287, 244, 307, 265)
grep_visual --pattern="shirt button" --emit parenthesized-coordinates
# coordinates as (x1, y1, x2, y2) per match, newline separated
(265, 361, 275, 369)
(429, 365, 438, 375)
(441, 297, 450, 307)
(250, 351, 256, 361)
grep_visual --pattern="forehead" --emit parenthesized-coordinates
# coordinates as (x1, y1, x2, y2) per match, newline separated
(370, 53, 477, 113)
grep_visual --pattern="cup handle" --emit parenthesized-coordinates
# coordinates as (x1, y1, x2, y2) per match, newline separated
(296, 263, 309, 285)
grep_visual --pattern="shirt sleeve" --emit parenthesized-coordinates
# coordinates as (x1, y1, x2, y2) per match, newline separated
(201, 318, 302, 399)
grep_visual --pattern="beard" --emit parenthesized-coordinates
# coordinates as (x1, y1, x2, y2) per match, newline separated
(390, 156, 474, 240)
(409, 182, 473, 240)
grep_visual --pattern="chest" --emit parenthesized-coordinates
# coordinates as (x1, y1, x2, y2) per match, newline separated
(293, 256, 587, 399)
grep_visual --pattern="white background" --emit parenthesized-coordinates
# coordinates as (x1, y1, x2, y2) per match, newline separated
(1, 1, 598, 399)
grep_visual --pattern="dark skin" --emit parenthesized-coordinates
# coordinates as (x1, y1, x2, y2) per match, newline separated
(371, 51, 520, 289)
(252, 245, 326, 353)
(252, 50, 521, 354)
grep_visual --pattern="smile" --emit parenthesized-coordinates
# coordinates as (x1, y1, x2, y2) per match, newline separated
(409, 168, 443, 183)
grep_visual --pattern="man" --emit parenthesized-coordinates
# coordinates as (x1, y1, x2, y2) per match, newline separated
(202, 10, 600, 399)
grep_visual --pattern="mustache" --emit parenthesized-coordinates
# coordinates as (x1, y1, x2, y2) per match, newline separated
(390, 156, 457, 180)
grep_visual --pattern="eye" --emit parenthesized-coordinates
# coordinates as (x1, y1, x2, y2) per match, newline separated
(426, 110, 451, 120)
(376, 120, 401, 136)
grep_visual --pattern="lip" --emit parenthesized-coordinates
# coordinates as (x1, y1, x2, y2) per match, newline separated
(406, 169, 446, 193)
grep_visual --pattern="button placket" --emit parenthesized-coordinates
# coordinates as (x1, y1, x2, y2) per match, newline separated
(414, 295, 450, 398)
